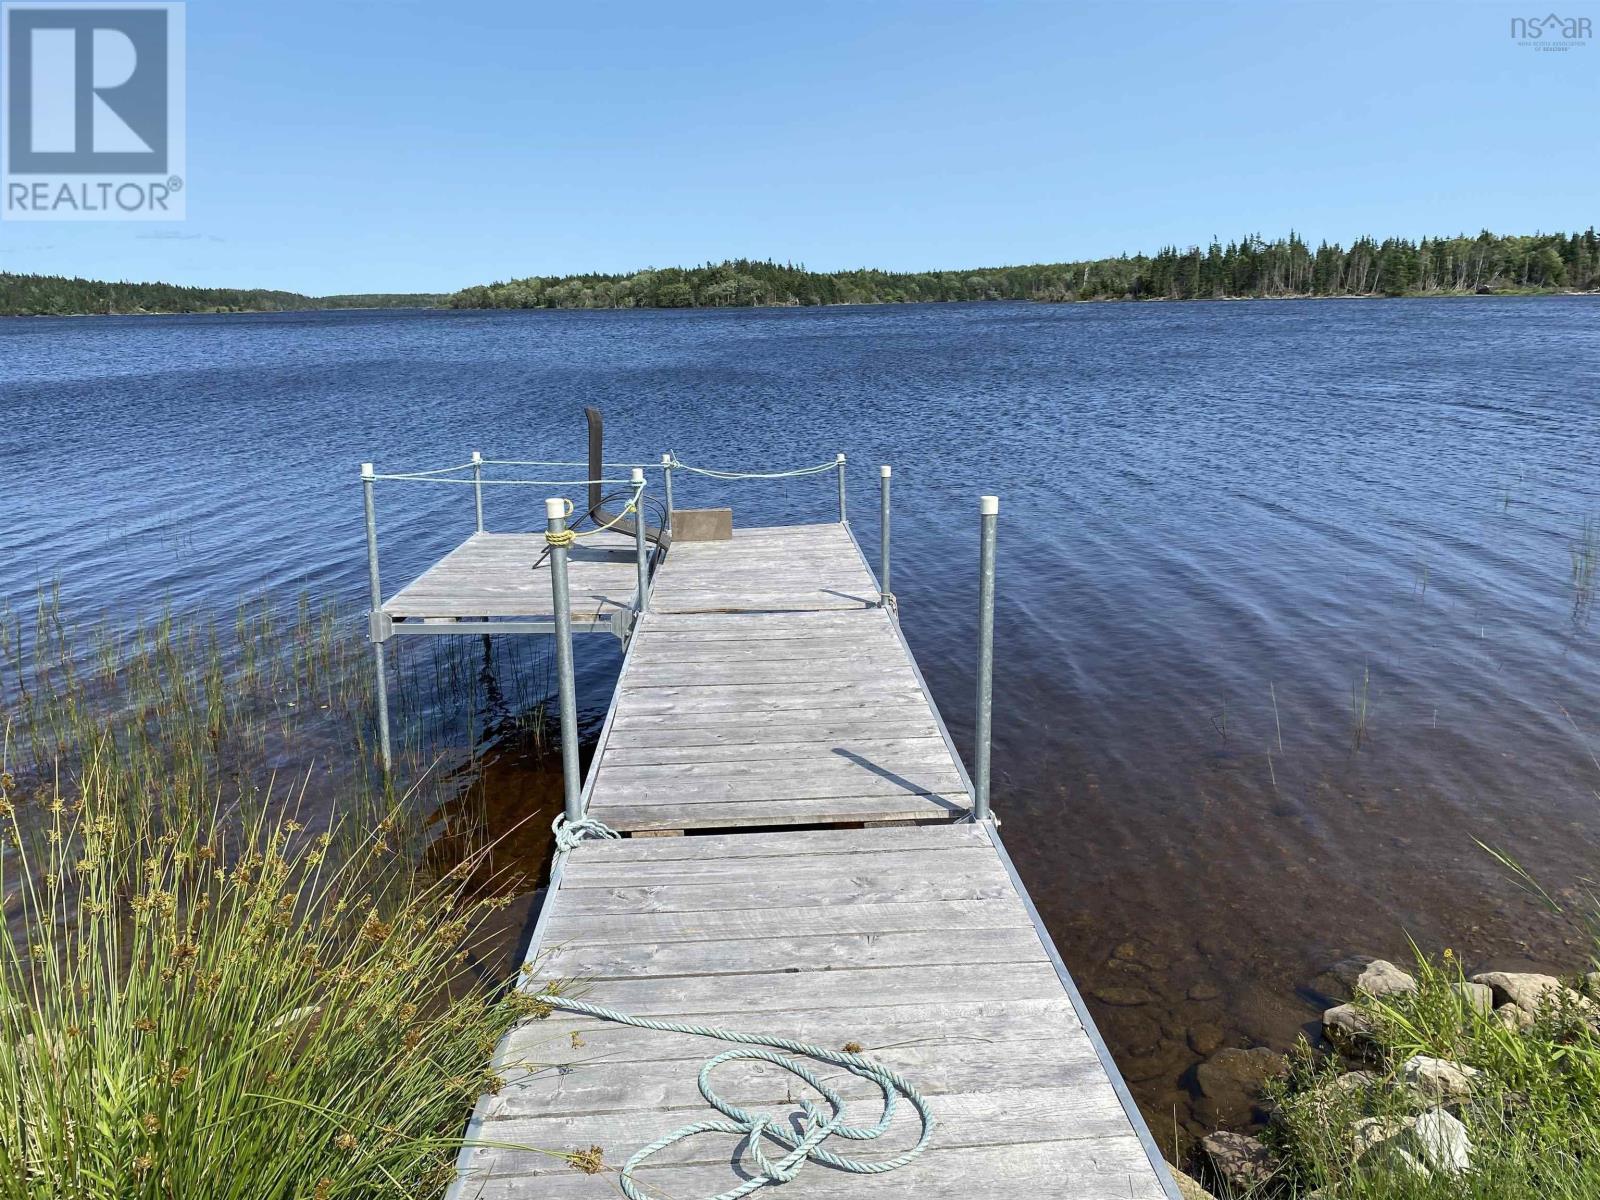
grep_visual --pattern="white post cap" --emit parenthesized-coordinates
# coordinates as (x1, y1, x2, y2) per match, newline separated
(545, 497, 567, 520)
(980, 495, 1000, 515)
(661, 453, 672, 465)
(880, 464, 892, 478)
(360, 462, 374, 479)
(631, 467, 645, 483)
(836, 452, 847, 463)
(471, 450, 482, 463)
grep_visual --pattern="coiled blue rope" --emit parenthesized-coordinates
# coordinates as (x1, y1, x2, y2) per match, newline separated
(541, 814, 936, 1198)
(533, 994, 936, 1200)
(552, 814, 623, 852)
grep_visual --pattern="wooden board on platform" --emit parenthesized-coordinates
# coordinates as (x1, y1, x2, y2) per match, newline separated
(452, 823, 1178, 1200)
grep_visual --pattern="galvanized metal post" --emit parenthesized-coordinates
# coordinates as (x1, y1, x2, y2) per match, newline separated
(361, 463, 392, 774)
(661, 453, 674, 536)
(974, 495, 999, 821)
(879, 464, 892, 604)
(546, 497, 582, 824)
(631, 467, 649, 614)
(836, 453, 848, 524)
(471, 451, 484, 532)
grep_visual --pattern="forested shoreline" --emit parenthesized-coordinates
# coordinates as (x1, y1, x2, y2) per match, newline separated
(449, 228, 1599, 310)
(4, 228, 1596, 316)
(0, 272, 440, 316)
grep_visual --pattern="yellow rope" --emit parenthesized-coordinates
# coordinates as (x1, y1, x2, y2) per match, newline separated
(544, 497, 639, 547)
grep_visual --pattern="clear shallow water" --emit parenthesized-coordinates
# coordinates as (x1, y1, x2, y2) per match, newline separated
(4, 296, 1600, 1142)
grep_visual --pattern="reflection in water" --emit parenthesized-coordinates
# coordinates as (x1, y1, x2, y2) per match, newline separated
(4, 296, 1599, 1144)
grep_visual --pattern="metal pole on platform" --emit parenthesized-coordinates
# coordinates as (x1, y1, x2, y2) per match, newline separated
(471, 451, 484, 532)
(879, 464, 892, 604)
(974, 495, 999, 821)
(836, 453, 848, 524)
(361, 463, 392, 774)
(661, 453, 674, 536)
(632, 467, 649, 614)
(547, 497, 582, 824)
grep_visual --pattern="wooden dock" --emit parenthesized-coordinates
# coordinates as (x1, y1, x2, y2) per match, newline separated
(383, 530, 644, 625)
(440, 514, 1182, 1200)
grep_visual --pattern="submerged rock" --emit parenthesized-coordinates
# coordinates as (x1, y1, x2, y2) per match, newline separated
(1312, 955, 1375, 1001)
(1089, 982, 1158, 1007)
(1195, 1047, 1287, 1126)
(1187, 1023, 1225, 1056)
(1200, 1131, 1279, 1192)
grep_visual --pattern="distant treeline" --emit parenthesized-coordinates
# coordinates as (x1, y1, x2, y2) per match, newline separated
(448, 229, 1600, 310)
(0, 273, 442, 316)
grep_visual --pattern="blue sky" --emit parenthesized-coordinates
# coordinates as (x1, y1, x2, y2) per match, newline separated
(2, 0, 1595, 294)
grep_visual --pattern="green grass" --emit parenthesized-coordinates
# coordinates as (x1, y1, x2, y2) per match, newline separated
(0, 593, 563, 1198)
(1258, 945, 1600, 1197)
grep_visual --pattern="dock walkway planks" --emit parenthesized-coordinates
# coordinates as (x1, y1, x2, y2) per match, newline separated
(449, 522, 1181, 1199)
(456, 825, 1178, 1199)
(585, 524, 967, 832)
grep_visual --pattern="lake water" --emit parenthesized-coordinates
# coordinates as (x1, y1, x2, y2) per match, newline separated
(4, 296, 1599, 1143)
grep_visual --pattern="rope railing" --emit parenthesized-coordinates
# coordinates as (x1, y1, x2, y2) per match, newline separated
(484, 457, 665, 471)
(667, 455, 840, 482)
(368, 472, 634, 487)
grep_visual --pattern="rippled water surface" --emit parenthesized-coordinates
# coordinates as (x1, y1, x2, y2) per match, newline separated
(4, 297, 1599, 1141)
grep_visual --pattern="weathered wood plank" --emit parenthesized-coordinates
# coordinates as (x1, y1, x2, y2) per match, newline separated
(552, 846, 1007, 890)
(589, 768, 970, 804)
(640, 610, 890, 632)
(608, 683, 932, 713)
(589, 794, 967, 829)
(627, 640, 904, 664)
(605, 715, 945, 748)
(539, 925, 1044, 978)
(545, 869, 1015, 917)
(621, 660, 921, 687)
(477, 1086, 1133, 1174)
(503, 996, 1080, 1064)
(599, 735, 955, 767)
(561, 823, 990, 863)
(460, 1137, 1170, 1199)
(531, 897, 1029, 948)
(490, 1032, 1105, 1117)
(521, 961, 1069, 1017)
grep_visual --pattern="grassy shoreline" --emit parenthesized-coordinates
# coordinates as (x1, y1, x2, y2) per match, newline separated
(0, 597, 559, 1198)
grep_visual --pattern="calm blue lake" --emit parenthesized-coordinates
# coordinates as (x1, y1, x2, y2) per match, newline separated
(4, 295, 1598, 1133)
